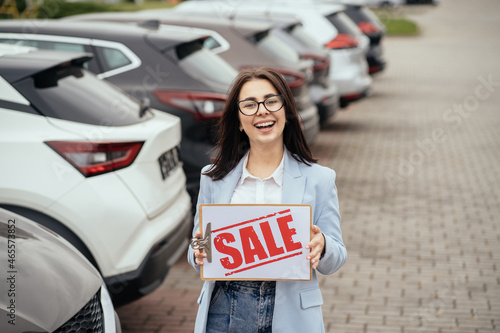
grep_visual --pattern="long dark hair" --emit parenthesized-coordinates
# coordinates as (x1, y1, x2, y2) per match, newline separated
(204, 67, 317, 181)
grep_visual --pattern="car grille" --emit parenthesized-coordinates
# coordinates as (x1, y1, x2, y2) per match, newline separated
(54, 289, 103, 333)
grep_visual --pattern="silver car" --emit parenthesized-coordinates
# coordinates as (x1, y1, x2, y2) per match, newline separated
(0, 208, 121, 332)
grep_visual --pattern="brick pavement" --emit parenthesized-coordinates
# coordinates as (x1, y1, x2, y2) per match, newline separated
(116, 1, 500, 332)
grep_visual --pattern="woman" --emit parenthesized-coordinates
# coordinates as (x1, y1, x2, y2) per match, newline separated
(189, 67, 346, 333)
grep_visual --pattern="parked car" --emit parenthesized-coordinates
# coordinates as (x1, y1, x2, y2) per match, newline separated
(0, 207, 121, 332)
(0, 44, 192, 306)
(174, 0, 372, 107)
(66, 12, 321, 144)
(0, 19, 239, 206)
(322, 0, 387, 74)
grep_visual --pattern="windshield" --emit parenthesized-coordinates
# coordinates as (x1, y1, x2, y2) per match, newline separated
(178, 45, 237, 86)
(15, 65, 150, 126)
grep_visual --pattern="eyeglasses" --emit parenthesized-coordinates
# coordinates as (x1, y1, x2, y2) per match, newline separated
(237, 95, 284, 116)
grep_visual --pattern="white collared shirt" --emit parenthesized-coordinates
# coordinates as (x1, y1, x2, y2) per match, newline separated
(230, 151, 284, 204)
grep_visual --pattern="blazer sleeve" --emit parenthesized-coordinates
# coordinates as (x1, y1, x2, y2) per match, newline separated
(315, 168, 347, 275)
(187, 166, 213, 272)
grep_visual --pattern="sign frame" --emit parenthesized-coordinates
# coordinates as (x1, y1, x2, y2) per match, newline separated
(198, 204, 313, 281)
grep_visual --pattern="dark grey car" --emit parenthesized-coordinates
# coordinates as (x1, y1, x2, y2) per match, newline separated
(65, 11, 321, 145)
(0, 208, 121, 333)
(0, 20, 238, 205)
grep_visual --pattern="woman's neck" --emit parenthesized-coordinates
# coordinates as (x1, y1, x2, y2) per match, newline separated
(246, 144, 284, 179)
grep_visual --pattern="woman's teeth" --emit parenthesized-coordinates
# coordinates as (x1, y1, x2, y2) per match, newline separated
(255, 121, 275, 128)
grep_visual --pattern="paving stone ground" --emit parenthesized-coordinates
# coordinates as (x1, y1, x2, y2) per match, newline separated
(116, 1, 500, 332)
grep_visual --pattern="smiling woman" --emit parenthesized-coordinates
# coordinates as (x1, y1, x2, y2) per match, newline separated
(237, 79, 287, 160)
(188, 67, 347, 333)
(205, 67, 314, 181)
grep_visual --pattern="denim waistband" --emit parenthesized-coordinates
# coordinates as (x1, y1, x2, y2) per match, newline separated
(217, 280, 276, 295)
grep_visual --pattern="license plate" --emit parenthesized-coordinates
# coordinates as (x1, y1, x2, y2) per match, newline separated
(158, 146, 180, 180)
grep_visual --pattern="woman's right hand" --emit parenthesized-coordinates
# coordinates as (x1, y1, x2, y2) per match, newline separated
(193, 230, 207, 266)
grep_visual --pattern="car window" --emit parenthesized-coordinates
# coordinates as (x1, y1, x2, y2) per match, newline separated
(252, 31, 300, 64)
(0, 38, 99, 72)
(360, 7, 385, 27)
(345, 6, 384, 27)
(287, 25, 325, 53)
(0, 39, 85, 53)
(326, 12, 363, 38)
(13, 64, 151, 126)
(177, 41, 237, 86)
(344, 6, 367, 24)
(99, 46, 132, 71)
(203, 37, 222, 51)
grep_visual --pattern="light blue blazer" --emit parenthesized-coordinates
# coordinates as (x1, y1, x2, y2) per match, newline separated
(188, 149, 346, 333)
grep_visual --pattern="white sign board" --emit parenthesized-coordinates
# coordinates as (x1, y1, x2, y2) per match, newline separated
(198, 204, 312, 281)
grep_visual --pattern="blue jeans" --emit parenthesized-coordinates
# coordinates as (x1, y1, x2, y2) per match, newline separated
(206, 281, 276, 333)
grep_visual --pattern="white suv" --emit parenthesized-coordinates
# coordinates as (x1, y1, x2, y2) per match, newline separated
(0, 45, 192, 305)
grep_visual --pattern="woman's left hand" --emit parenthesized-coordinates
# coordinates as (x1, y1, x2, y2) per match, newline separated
(306, 225, 325, 270)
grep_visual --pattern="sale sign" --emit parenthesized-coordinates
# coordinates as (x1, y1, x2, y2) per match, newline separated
(198, 204, 312, 281)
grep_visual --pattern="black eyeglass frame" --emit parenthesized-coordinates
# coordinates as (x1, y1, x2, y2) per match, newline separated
(237, 94, 285, 116)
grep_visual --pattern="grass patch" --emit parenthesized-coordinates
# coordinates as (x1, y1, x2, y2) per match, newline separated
(0, 0, 176, 19)
(380, 17, 419, 36)
(371, 7, 419, 36)
(107, 1, 175, 12)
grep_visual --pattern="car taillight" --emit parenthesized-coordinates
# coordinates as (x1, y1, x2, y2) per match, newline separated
(342, 92, 362, 101)
(154, 90, 226, 121)
(302, 54, 330, 72)
(325, 33, 359, 49)
(358, 21, 381, 35)
(275, 68, 305, 89)
(369, 65, 382, 74)
(45, 141, 144, 177)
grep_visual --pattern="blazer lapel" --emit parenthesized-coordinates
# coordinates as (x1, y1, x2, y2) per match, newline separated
(214, 150, 305, 204)
(282, 150, 305, 204)
(213, 158, 245, 204)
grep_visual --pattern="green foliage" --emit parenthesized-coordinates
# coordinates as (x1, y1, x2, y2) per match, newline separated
(0, 0, 176, 19)
(380, 17, 419, 36)
(372, 7, 419, 36)
(36, 0, 118, 19)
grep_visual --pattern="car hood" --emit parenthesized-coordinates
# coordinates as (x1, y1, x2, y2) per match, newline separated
(0, 209, 102, 332)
